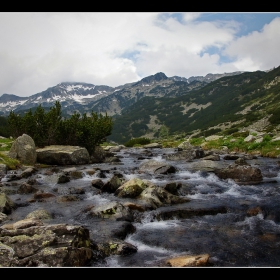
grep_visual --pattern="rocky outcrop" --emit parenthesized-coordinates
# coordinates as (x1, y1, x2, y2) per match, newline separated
(8, 134, 37, 165)
(36, 145, 90, 165)
(0, 219, 93, 267)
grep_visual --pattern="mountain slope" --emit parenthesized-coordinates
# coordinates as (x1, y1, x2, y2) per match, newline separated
(108, 66, 280, 144)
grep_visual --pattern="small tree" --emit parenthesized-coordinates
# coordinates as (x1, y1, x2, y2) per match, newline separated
(57, 111, 81, 146)
(7, 111, 24, 138)
(6, 101, 114, 154)
(159, 125, 169, 139)
(45, 101, 62, 145)
(76, 111, 113, 154)
(33, 105, 47, 147)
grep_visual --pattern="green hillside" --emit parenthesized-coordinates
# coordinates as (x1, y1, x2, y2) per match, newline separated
(108, 66, 280, 144)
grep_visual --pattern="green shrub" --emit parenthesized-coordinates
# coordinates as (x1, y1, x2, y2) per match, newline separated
(223, 127, 239, 135)
(268, 107, 280, 124)
(7, 101, 113, 154)
(195, 128, 221, 138)
(232, 131, 249, 138)
(189, 137, 204, 146)
(124, 137, 151, 147)
(263, 134, 272, 142)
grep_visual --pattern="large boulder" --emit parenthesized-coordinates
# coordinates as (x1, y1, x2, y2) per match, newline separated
(0, 219, 93, 267)
(214, 164, 263, 185)
(8, 134, 37, 165)
(36, 145, 90, 165)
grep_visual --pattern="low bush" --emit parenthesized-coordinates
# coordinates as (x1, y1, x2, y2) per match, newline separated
(124, 137, 151, 147)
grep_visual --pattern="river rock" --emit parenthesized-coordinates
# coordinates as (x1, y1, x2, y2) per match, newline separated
(138, 185, 190, 209)
(115, 178, 148, 198)
(188, 159, 227, 172)
(162, 253, 211, 267)
(88, 201, 133, 222)
(139, 160, 177, 174)
(0, 193, 16, 214)
(101, 174, 125, 193)
(214, 164, 263, 184)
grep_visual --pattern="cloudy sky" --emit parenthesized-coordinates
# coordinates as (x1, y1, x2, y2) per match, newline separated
(1, 12, 280, 97)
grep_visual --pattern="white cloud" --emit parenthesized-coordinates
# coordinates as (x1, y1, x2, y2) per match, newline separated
(222, 17, 280, 71)
(0, 12, 279, 97)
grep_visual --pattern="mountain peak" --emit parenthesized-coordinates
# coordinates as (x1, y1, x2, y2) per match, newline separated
(139, 72, 168, 84)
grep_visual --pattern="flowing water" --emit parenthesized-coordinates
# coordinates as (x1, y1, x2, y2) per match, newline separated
(2, 147, 280, 267)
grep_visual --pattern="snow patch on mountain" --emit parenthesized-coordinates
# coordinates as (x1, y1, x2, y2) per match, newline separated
(63, 84, 96, 91)
(0, 100, 27, 107)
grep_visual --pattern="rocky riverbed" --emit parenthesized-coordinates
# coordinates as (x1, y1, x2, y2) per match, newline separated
(1, 144, 280, 267)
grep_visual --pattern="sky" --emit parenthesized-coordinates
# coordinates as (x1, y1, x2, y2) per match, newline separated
(0, 12, 280, 97)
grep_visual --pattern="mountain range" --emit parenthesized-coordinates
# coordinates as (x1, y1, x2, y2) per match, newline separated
(0, 71, 244, 117)
(1, 67, 280, 144)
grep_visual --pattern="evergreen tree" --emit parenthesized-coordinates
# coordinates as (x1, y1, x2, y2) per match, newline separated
(6, 101, 114, 155)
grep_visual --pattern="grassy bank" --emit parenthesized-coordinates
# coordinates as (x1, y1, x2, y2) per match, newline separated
(124, 131, 280, 158)
(0, 137, 20, 169)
